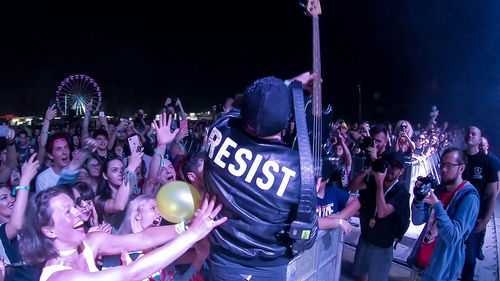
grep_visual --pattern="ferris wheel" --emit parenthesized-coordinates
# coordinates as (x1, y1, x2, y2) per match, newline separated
(55, 74, 102, 116)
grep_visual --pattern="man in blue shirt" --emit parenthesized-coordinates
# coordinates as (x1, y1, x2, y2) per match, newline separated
(316, 161, 360, 234)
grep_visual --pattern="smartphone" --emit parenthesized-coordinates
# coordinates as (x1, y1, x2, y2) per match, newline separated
(180, 120, 188, 131)
(128, 135, 141, 153)
(0, 125, 9, 137)
(99, 111, 105, 117)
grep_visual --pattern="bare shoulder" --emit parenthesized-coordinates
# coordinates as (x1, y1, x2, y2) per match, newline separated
(83, 232, 108, 255)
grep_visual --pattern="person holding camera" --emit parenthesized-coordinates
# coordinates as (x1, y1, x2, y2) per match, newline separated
(348, 151, 410, 281)
(164, 97, 187, 130)
(407, 147, 479, 281)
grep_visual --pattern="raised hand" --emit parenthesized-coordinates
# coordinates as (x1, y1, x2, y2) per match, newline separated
(292, 71, 320, 92)
(174, 127, 189, 143)
(366, 146, 377, 162)
(88, 221, 112, 234)
(187, 195, 226, 240)
(45, 105, 58, 121)
(98, 114, 108, 127)
(19, 153, 40, 186)
(164, 97, 172, 107)
(84, 99, 94, 115)
(127, 146, 144, 172)
(82, 138, 98, 153)
(373, 168, 387, 187)
(154, 113, 179, 146)
(5, 129, 15, 144)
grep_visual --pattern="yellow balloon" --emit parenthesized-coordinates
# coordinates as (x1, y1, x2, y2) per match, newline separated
(156, 181, 201, 223)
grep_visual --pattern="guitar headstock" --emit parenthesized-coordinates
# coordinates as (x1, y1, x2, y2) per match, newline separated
(301, 0, 322, 17)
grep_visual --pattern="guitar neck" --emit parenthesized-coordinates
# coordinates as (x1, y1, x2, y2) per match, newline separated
(312, 14, 322, 177)
(312, 15, 322, 117)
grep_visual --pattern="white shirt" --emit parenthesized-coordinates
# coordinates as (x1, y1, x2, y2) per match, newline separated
(36, 167, 60, 193)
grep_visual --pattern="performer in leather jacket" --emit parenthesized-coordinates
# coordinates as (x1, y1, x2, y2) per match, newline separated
(204, 74, 317, 281)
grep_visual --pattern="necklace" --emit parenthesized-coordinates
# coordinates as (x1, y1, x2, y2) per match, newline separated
(59, 248, 77, 256)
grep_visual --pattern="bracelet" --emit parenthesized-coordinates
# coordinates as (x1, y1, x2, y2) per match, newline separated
(5, 141, 15, 146)
(12, 186, 29, 196)
(175, 221, 189, 235)
(154, 149, 165, 167)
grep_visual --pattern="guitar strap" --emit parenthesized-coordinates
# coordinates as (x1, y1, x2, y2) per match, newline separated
(288, 80, 318, 253)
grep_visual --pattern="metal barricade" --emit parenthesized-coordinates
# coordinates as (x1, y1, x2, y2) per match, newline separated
(286, 229, 343, 281)
(405, 153, 441, 195)
(351, 153, 441, 194)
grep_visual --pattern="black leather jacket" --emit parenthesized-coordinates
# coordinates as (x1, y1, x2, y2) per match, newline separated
(204, 114, 311, 267)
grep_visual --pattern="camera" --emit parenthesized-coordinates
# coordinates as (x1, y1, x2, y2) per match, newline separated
(414, 175, 438, 201)
(166, 97, 178, 108)
(331, 130, 340, 139)
(372, 158, 390, 173)
(360, 136, 375, 151)
(356, 136, 375, 171)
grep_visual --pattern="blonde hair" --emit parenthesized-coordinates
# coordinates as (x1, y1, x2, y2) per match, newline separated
(395, 120, 413, 138)
(117, 195, 156, 234)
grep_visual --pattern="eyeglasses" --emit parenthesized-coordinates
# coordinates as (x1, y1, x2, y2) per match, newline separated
(439, 162, 462, 169)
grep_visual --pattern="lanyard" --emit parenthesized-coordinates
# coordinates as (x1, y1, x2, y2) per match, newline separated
(373, 179, 399, 218)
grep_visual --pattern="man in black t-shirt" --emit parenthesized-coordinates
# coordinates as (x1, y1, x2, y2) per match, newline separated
(348, 151, 410, 281)
(461, 126, 499, 281)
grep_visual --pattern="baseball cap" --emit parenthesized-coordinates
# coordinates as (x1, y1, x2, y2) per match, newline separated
(381, 151, 406, 168)
(241, 76, 292, 137)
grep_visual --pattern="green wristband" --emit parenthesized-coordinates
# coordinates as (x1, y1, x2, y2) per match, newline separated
(12, 186, 29, 196)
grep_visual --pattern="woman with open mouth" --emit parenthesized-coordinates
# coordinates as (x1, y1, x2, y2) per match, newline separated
(102, 195, 207, 280)
(72, 182, 111, 234)
(0, 154, 40, 280)
(19, 190, 225, 281)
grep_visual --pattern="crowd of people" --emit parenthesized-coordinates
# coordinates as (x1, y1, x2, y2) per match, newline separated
(0, 73, 498, 281)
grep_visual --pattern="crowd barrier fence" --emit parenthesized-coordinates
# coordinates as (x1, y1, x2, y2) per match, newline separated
(289, 153, 441, 281)
(287, 229, 343, 281)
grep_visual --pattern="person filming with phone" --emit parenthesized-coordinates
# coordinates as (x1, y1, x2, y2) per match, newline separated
(407, 147, 479, 281)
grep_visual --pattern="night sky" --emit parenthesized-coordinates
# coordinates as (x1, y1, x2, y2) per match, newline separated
(1, 1, 499, 146)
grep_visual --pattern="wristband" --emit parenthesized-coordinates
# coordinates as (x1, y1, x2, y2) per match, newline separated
(284, 79, 294, 87)
(154, 149, 166, 167)
(12, 186, 29, 196)
(175, 221, 189, 235)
